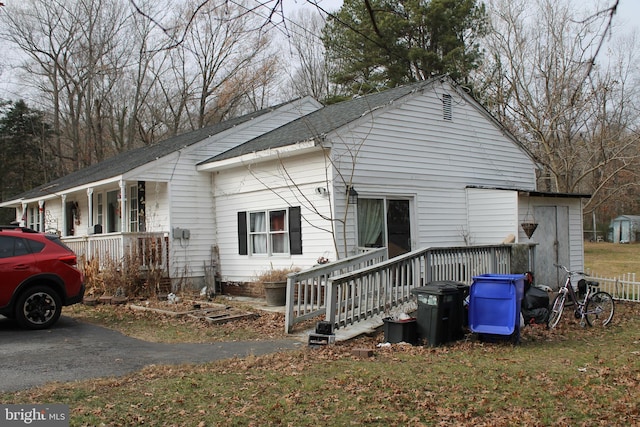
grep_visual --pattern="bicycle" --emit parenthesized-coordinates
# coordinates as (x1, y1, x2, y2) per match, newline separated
(547, 264, 615, 328)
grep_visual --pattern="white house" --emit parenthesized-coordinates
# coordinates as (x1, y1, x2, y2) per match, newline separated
(197, 77, 589, 289)
(0, 97, 323, 289)
(2, 77, 588, 291)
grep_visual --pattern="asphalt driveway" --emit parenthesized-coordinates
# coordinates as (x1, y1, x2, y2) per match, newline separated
(0, 314, 302, 392)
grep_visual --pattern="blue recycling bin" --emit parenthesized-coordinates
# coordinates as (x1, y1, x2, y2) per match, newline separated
(469, 274, 525, 339)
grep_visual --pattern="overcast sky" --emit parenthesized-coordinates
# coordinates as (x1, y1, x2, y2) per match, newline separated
(1, 0, 638, 103)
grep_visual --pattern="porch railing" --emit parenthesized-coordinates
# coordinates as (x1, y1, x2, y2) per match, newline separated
(284, 247, 388, 333)
(324, 244, 533, 332)
(62, 232, 169, 272)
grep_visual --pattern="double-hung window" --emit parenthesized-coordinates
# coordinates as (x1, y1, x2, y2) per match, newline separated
(239, 207, 302, 256)
(249, 209, 288, 255)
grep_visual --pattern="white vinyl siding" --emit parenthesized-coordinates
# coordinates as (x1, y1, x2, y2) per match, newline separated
(466, 188, 519, 244)
(214, 150, 336, 282)
(125, 98, 322, 280)
(329, 81, 536, 254)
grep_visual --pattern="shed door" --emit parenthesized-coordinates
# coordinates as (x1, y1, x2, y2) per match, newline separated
(620, 220, 630, 243)
(534, 206, 569, 289)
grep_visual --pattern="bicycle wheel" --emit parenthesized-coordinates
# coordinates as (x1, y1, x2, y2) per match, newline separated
(585, 292, 615, 327)
(548, 293, 566, 328)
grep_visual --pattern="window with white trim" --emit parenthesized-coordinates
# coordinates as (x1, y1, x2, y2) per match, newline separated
(238, 207, 302, 256)
(249, 209, 288, 255)
(28, 206, 42, 231)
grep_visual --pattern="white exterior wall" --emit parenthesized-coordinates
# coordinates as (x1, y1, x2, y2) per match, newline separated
(213, 149, 337, 282)
(10, 98, 322, 287)
(128, 98, 322, 284)
(466, 188, 519, 244)
(44, 200, 65, 233)
(138, 181, 169, 232)
(329, 82, 537, 254)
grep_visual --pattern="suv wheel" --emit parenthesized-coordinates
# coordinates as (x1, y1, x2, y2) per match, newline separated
(15, 286, 62, 330)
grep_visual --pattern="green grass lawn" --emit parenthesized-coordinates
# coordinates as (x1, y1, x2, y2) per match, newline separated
(2, 244, 639, 426)
(4, 302, 640, 426)
(584, 241, 640, 277)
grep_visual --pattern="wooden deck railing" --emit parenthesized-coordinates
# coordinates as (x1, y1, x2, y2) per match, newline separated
(62, 232, 169, 272)
(284, 248, 388, 333)
(322, 244, 534, 332)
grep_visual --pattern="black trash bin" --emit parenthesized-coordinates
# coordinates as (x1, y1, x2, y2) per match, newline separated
(411, 281, 468, 346)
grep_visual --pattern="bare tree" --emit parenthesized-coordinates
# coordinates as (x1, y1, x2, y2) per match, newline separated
(137, 0, 280, 134)
(476, 0, 640, 219)
(0, 0, 285, 176)
(281, 8, 340, 102)
(0, 0, 138, 171)
(182, 0, 277, 128)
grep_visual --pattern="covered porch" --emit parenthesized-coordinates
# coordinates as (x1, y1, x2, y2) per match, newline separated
(62, 232, 170, 274)
(9, 177, 172, 279)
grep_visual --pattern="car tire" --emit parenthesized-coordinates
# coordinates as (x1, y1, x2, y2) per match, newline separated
(15, 286, 62, 330)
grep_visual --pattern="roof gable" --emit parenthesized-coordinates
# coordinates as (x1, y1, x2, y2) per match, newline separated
(202, 78, 443, 164)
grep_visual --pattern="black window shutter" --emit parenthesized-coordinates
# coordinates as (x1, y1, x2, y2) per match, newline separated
(238, 211, 247, 255)
(289, 206, 302, 255)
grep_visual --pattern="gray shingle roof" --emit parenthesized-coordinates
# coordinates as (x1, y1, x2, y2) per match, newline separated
(9, 108, 275, 201)
(202, 78, 439, 164)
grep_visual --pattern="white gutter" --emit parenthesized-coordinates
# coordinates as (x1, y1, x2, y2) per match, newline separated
(0, 176, 124, 208)
(197, 140, 319, 172)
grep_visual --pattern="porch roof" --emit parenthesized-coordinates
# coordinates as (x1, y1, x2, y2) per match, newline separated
(1, 107, 279, 207)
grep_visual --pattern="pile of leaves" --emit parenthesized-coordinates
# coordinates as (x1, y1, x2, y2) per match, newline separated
(65, 299, 290, 342)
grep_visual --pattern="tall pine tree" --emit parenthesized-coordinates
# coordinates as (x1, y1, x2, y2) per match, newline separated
(0, 100, 53, 202)
(323, 0, 487, 94)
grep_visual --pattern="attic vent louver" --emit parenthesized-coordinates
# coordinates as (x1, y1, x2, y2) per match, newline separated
(442, 94, 452, 120)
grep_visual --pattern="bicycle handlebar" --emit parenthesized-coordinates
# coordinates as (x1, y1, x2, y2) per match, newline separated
(553, 263, 585, 276)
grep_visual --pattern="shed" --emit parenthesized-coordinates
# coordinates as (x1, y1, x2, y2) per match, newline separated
(609, 215, 640, 243)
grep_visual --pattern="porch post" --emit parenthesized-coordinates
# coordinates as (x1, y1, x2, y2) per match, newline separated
(87, 188, 94, 233)
(119, 180, 126, 233)
(60, 195, 67, 236)
(20, 203, 27, 227)
(119, 180, 127, 270)
(38, 200, 45, 232)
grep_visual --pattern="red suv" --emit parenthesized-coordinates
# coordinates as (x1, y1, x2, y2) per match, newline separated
(0, 226, 84, 329)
